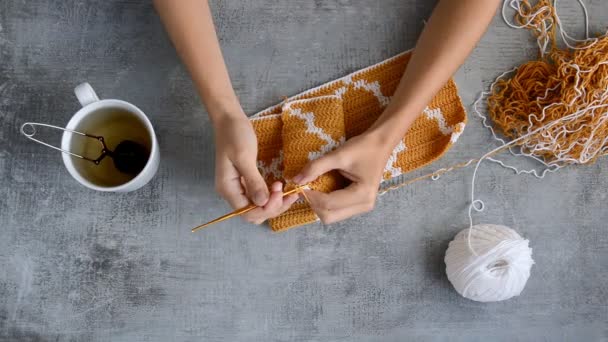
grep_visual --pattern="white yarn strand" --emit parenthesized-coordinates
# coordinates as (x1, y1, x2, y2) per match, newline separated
(501, 0, 597, 57)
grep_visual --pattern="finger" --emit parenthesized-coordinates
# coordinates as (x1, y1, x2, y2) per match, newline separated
(262, 182, 284, 214)
(251, 193, 300, 225)
(292, 152, 344, 185)
(215, 158, 250, 209)
(235, 159, 269, 206)
(242, 182, 284, 224)
(270, 181, 282, 193)
(315, 202, 374, 224)
(245, 184, 302, 225)
(281, 193, 300, 211)
(304, 184, 374, 211)
(222, 184, 250, 210)
(274, 193, 299, 217)
(304, 183, 376, 224)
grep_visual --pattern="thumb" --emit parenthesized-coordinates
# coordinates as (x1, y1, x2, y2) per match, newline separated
(235, 160, 269, 206)
(293, 152, 340, 185)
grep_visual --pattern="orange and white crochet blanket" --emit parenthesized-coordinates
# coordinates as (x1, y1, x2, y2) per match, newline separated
(250, 51, 466, 232)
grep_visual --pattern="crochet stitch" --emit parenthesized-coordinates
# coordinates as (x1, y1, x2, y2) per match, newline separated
(251, 50, 467, 231)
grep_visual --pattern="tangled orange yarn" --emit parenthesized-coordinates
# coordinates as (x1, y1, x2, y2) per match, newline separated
(487, 0, 608, 165)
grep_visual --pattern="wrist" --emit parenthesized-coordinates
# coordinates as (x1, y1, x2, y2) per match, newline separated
(206, 96, 246, 127)
(364, 118, 412, 156)
(361, 126, 401, 157)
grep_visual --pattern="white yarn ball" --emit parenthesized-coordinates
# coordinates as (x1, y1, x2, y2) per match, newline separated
(444, 224, 534, 302)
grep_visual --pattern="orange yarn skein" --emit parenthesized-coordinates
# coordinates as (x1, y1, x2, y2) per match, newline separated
(487, 0, 608, 166)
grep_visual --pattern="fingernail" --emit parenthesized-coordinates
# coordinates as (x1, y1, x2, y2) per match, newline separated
(253, 190, 268, 206)
(292, 174, 303, 184)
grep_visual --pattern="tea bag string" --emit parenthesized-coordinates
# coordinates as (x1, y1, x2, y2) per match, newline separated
(20, 122, 108, 164)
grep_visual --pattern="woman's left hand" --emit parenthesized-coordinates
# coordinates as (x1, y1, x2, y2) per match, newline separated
(292, 131, 394, 224)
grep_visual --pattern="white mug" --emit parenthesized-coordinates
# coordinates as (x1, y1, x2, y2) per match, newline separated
(58, 83, 160, 192)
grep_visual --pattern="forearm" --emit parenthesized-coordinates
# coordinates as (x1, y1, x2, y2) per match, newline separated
(368, 0, 500, 150)
(154, 0, 243, 123)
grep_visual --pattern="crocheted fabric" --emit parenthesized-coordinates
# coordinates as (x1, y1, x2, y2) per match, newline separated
(251, 51, 467, 232)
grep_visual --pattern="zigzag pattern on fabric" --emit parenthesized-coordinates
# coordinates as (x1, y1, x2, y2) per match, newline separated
(250, 50, 467, 231)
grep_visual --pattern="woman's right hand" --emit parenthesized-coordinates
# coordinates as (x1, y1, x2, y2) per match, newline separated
(213, 113, 299, 224)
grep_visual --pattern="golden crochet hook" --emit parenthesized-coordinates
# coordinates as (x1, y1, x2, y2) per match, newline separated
(191, 184, 308, 232)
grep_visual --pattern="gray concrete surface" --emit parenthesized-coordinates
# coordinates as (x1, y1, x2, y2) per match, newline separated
(1, 1, 607, 341)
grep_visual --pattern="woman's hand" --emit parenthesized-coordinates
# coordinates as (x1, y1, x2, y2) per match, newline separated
(213, 113, 299, 224)
(292, 131, 393, 224)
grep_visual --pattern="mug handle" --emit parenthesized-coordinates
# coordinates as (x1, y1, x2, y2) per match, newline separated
(74, 82, 100, 107)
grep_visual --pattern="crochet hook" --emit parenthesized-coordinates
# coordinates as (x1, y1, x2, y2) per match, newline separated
(191, 184, 308, 232)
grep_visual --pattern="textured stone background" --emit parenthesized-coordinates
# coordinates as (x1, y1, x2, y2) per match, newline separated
(0, 1, 606, 341)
